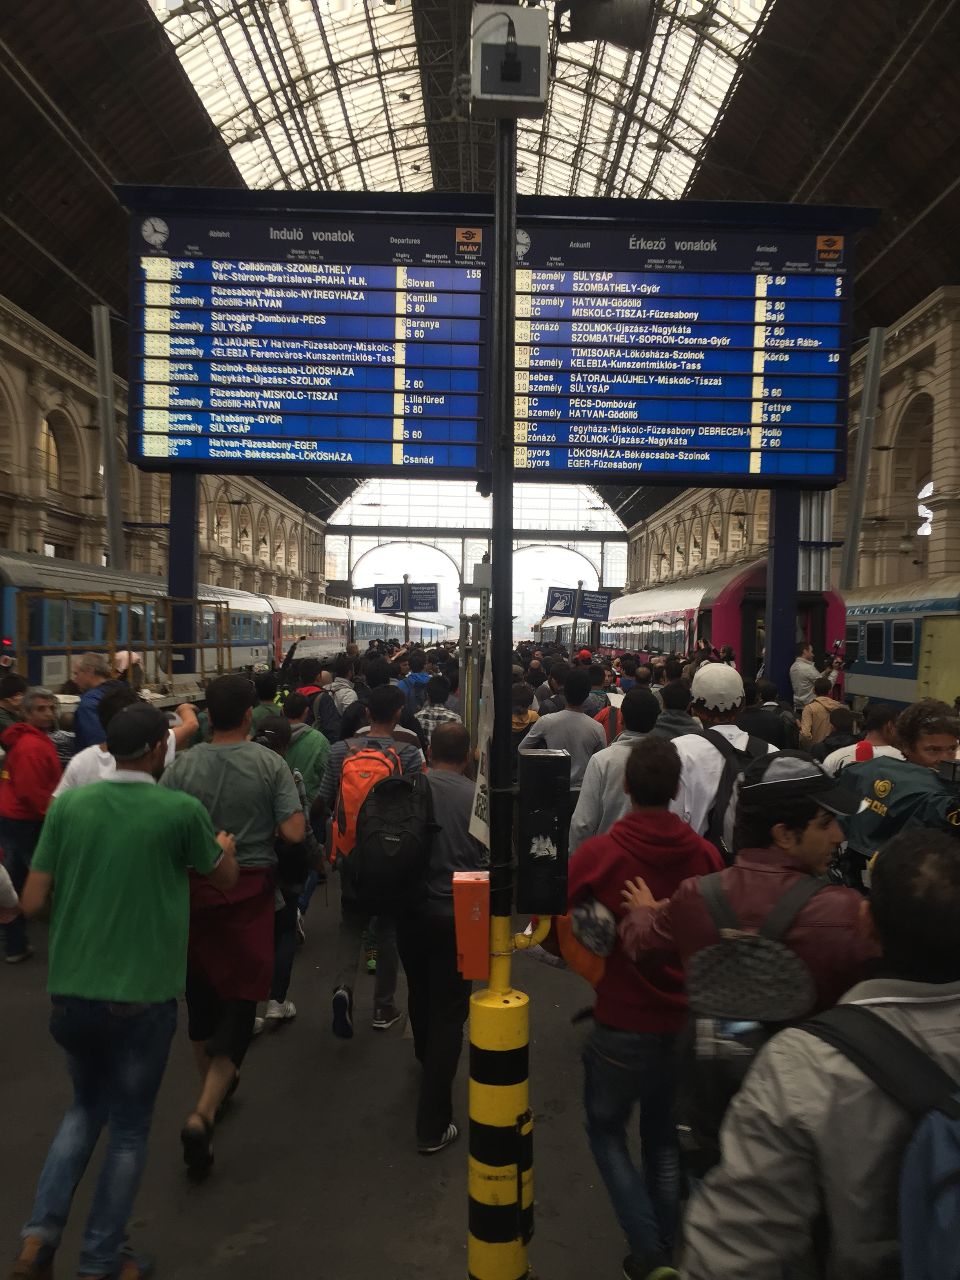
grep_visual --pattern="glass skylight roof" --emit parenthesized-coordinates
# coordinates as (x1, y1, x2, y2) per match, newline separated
(152, 0, 777, 198)
(329, 478, 626, 533)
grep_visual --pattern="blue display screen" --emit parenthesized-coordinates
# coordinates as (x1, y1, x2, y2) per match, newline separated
(513, 225, 852, 482)
(130, 214, 489, 475)
(127, 206, 854, 485)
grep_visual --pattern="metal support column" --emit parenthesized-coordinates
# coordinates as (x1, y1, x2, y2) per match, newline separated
(168, 470, 199, 676)
(764, 487, 802, 701)
(403, 572, 411, 645)
(572, 579, 584, 652)
(91, 305, 126, 571)
(468, 111, 535, 1280)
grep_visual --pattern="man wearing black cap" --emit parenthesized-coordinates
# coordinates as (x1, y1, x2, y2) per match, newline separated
(621, 752, 875, 1017)
(11, 704, 238, 1280)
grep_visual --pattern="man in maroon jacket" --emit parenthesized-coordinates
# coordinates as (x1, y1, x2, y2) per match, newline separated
(619, 752, 877, 1013)
(0, 687, 62, 962)
(569, 736, 722, 1280)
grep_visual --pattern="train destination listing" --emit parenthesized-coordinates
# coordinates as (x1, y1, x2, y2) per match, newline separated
(130, 214, 489, 474)
(512, 224, 852, 482)
(128, 210, 854, 484)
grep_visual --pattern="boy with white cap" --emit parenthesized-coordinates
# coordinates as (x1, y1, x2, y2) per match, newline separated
(668, 663, 776, 854)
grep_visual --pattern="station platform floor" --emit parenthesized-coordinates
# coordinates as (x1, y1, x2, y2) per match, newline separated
(3, 899, 626, 1279)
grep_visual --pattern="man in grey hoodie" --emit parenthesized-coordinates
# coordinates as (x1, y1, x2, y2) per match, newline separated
(648, 679, 702, 742)
(327, 653, 359, 717)
(569, 689, 661, 854)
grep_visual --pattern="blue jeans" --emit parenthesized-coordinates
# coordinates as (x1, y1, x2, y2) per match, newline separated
(0, 816, 43, 957)
(24, 997, 177, 1276)
(582, 1023, 679, 1270)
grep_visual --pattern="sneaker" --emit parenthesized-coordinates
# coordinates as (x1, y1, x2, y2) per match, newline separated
(372, 1005, 402, 1030)
(296, 911, 306, 945)
(622, 1258, 679, 1280)
(265, 999, 296, 1022)
(5, 946, 34, 965)
(332, 986, 353, 1039)
(365, 947, 377, 975)
(112, 1251, 156, 1279)
(252, 1016, 265, 1037)
(9, 1235, 54, 1279)
(418, 1122, 459, 1155)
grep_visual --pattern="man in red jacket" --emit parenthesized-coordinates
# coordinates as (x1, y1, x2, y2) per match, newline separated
(0, 687, 62, 962)
(569, 736, 722, 1280)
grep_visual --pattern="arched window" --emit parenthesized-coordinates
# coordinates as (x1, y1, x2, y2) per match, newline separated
(237, 506, 253, 556)
(688, 512, 703, 570)
(40, 418, 61, 490)
(257, 513, 270, 564)
(287, 533, 300, 577)
(215, 499, 232, 550)
(706, 511, 722, 562)
(727, 493, 747, 553)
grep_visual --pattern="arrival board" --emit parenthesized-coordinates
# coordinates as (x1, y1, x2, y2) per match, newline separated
(129, 214, 489, 474)
(512, 224, 852, 482)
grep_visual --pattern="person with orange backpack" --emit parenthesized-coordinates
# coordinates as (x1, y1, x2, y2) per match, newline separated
(317, 684, 423, 1038)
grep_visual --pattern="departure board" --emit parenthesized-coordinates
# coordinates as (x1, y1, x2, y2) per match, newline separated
(129, 214, 489, 474)
(513, 223, 851, 482)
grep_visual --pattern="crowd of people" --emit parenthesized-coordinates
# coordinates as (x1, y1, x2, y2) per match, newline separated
(1, 631, 959, 1280)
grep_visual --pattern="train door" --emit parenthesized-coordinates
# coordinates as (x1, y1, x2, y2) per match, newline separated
(740, 592, 829, 675)
(917, 616, 960, 702)
(740, 593, 765, 675)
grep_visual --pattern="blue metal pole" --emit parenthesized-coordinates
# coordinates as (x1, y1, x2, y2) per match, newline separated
(764, 487, 801, 701)
(168, 471, 198, 676)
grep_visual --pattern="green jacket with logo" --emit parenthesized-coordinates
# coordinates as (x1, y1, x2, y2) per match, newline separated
(842, 756, 960, 854)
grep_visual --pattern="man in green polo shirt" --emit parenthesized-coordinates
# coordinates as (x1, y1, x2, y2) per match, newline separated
(10, 704, 237, 1280)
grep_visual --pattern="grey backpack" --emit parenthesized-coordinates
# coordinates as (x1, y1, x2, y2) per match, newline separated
(689, 873, 830, 1021)
(678, 873, 831, 1175)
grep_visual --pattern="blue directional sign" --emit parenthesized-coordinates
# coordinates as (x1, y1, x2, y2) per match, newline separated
(407, 583, 439, 613)
(579, 591, 613, 622)
(546, 587, 576, 617)
(374, 584, 405, 613)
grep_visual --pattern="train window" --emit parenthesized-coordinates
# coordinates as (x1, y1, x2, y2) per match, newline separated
(864, 622, 884, 664)
(46, 599, 66, 644)
(154, 608, 167, 642)
(71, 601, 96, 643)
(892, 621, 914, 666)
(202, 608, 218, 644)
(844, 623, 859, 664)
(129, 605, 146, 643)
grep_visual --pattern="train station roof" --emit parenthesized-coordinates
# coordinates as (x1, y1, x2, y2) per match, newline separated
(149, 0, 774, 201)
(1, 0, 959, 528)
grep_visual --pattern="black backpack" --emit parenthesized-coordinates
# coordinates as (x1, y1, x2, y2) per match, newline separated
(352, 772, 436, 915)
(702, 728, 769, 862)
(313, 690, 342, 744)
(677, 873, 830, 1174)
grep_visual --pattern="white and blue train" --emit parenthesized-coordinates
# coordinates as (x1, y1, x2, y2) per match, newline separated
(843, 575, 960, 709)
(0, 551, 449, 690)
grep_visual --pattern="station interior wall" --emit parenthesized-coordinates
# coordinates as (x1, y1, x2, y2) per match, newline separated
(0, 294, 328, 600)
(625, 287, 960, 593)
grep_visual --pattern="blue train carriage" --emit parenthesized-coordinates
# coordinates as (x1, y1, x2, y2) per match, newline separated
(843, 575, 960, 709)
(0, 551, 273, 687)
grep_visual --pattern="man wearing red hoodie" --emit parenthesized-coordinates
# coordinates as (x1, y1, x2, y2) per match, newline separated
(0, 687, 62, 962)
(568, 736, 722, 1280)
